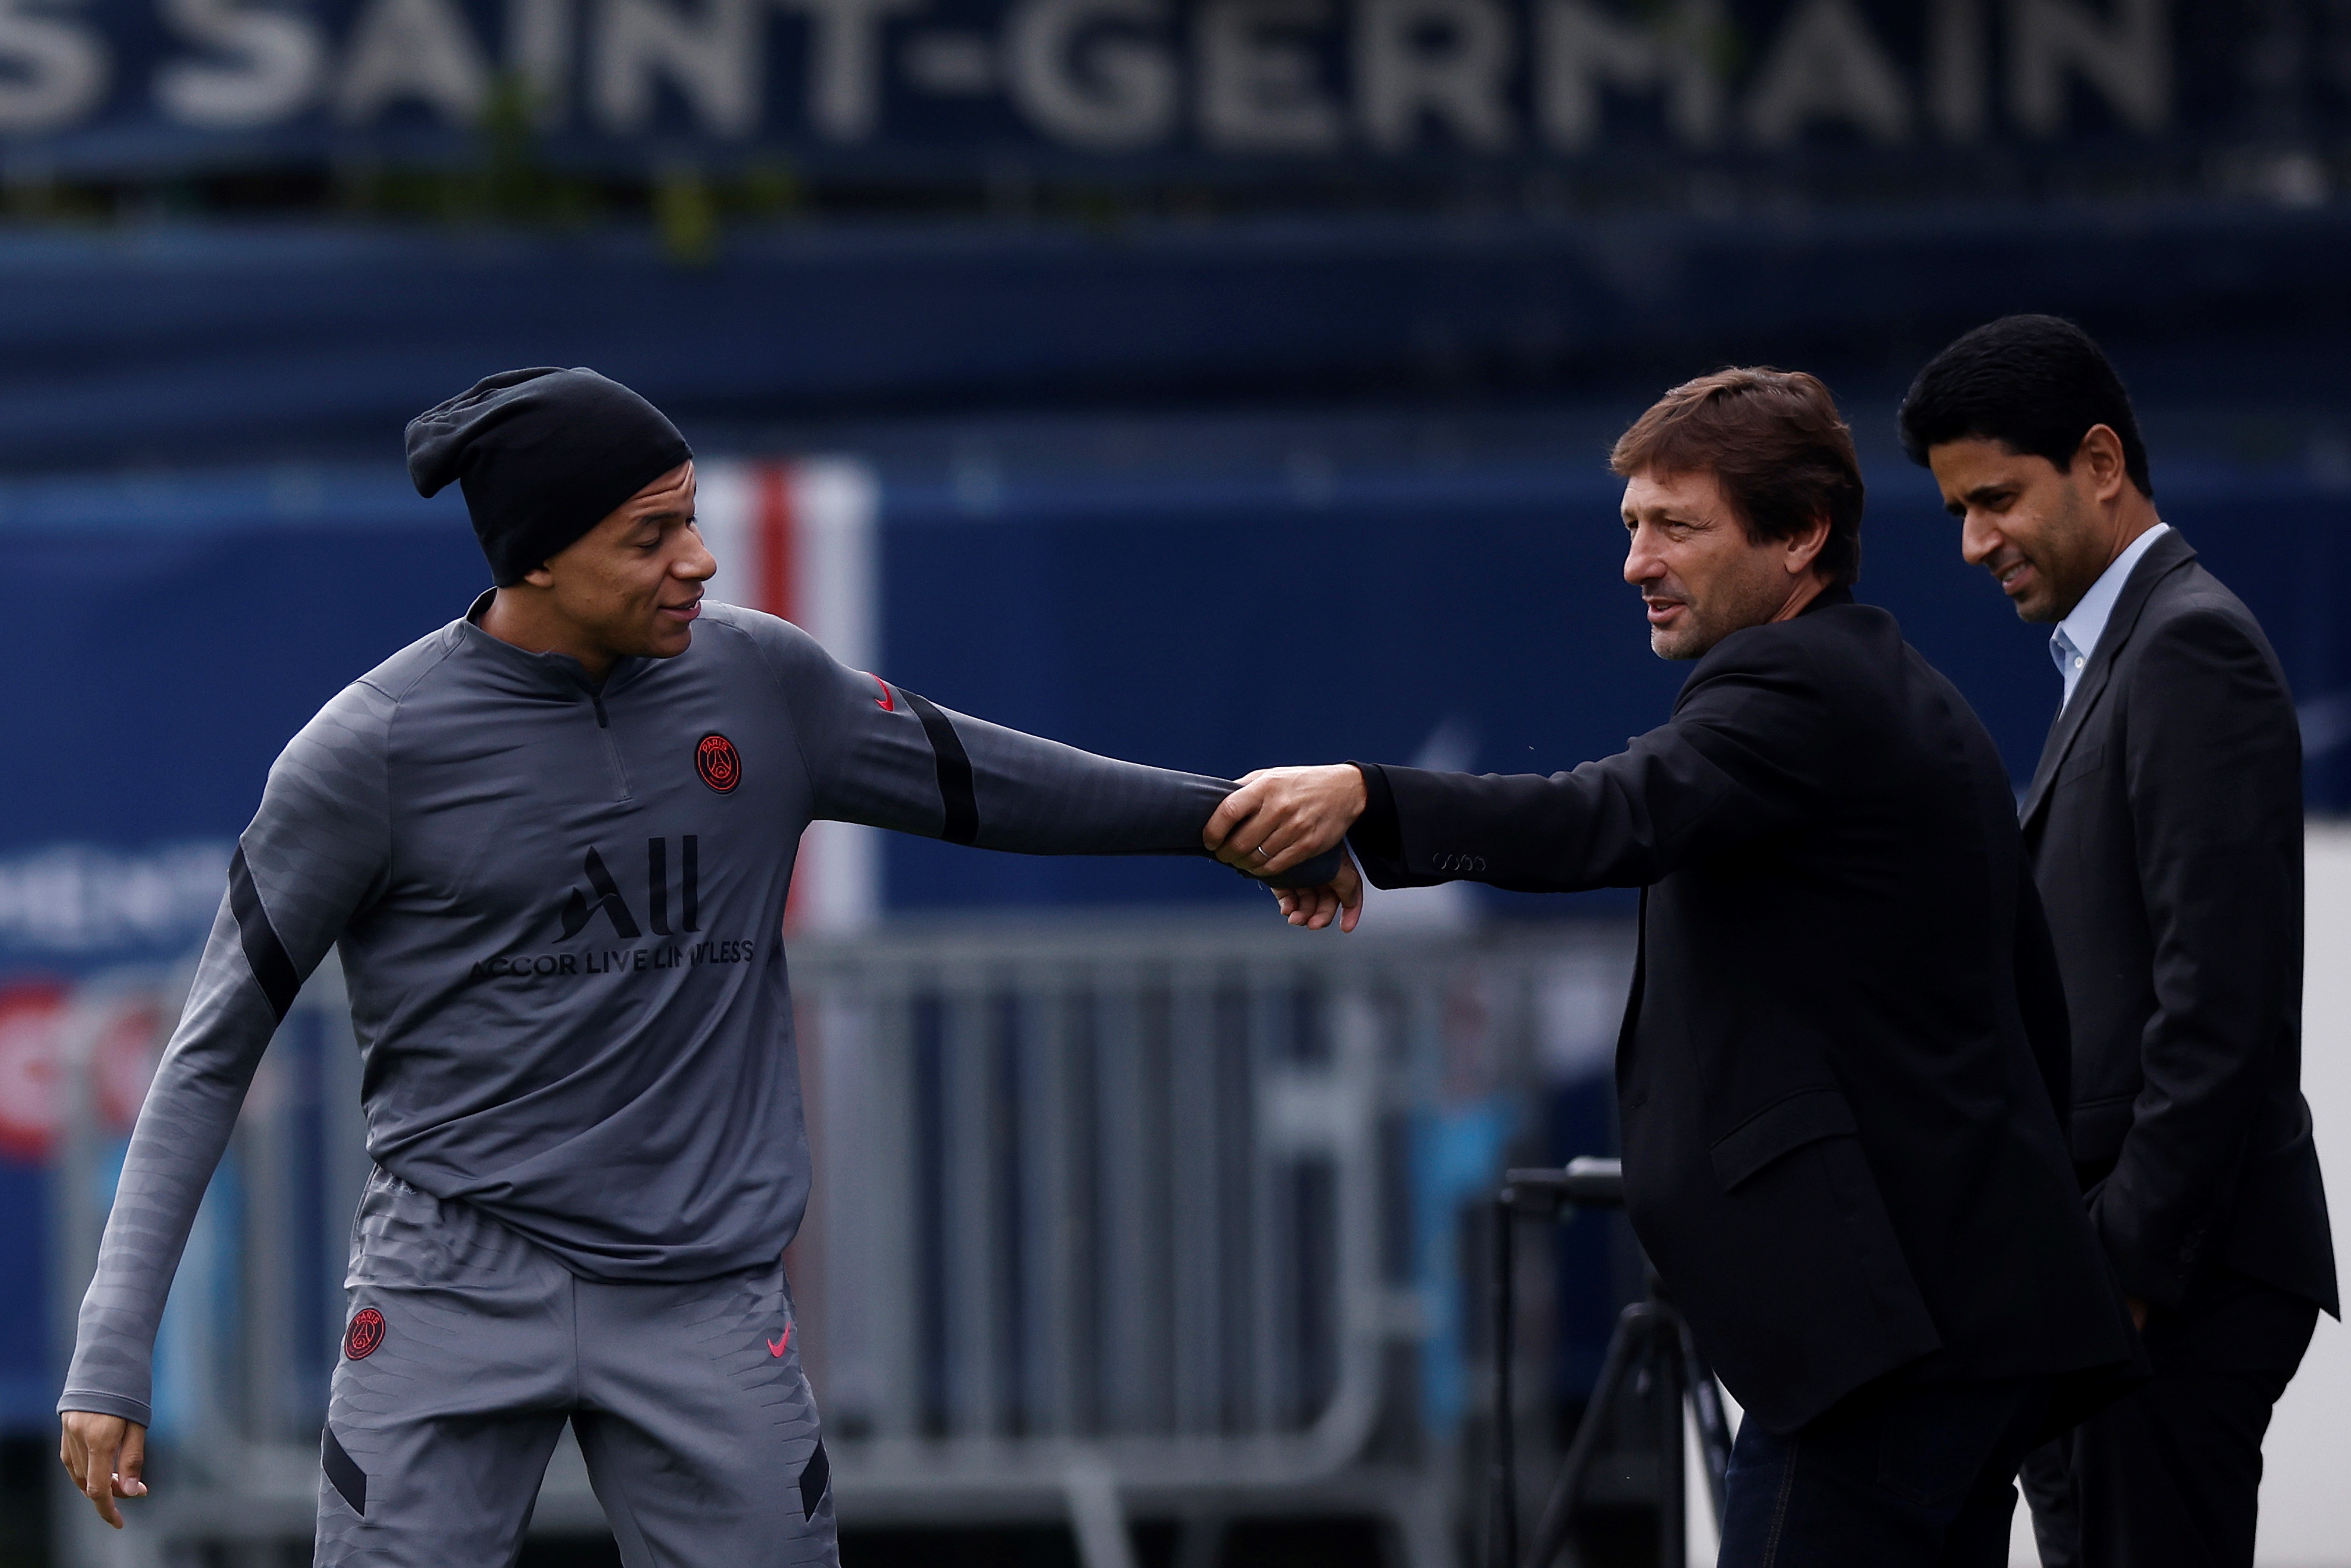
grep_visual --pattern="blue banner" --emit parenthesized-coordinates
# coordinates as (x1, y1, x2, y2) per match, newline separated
(0, 0, 2337, 182)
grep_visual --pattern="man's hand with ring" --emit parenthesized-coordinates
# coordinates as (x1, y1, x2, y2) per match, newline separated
(1205, 765, 1368, 877)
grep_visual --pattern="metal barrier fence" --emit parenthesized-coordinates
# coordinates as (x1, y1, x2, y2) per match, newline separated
(48, 917, 1634, 1568)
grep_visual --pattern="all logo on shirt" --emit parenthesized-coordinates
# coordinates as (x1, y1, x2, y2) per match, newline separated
(344, 1308, 385, 1361)
(468, 839, 759, 983)
(695, 734, 742, 794)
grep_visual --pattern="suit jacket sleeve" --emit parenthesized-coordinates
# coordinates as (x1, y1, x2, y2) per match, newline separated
(1348, 628, 1834, 892)
(2094, 608, 2303, 1307)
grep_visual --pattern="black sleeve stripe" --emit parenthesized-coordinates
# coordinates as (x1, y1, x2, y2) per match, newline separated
(900, 690, 980, 846)
(321, 1426, 367, 1516)
(228, 846, 302, 1021)
(799, 1437, 830, 1520)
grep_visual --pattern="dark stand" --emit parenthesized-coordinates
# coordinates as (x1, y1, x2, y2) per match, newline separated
(1490, 1158, 1735, 1568)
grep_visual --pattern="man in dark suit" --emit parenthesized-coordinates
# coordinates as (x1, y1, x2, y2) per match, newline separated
(1212, 368, 2137, 1566)
(1900, 315, 2337, 1568)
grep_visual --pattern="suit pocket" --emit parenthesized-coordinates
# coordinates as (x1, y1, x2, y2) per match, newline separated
(2054, 742, 2105, 787)
(1710, 1087, 1859, 1191)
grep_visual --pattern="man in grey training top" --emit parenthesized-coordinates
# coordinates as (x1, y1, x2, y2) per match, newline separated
(57, 368, 1342, 1567)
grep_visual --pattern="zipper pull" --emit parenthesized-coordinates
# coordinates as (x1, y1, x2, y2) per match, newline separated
(591, 693, 610, 729)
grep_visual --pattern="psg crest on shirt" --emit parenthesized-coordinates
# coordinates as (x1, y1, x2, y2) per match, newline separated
(696, 735, 742, 794)
(344, 1308, 386, 1361)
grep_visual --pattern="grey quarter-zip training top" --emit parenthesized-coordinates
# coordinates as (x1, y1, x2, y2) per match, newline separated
(62, 596, 1322, 1427)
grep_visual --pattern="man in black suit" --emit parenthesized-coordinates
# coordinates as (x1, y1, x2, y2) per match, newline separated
(1900, 316, 2337, 1568)
(1212, 368, 2137, 1566)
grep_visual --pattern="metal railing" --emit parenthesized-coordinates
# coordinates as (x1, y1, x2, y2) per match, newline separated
(49, 916, 1631, 1568)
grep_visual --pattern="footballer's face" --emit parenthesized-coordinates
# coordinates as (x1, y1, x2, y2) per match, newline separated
(1620, 465, 1825, 661)
(1928, 435, 2114, 625)
(528, 462, 714, 665)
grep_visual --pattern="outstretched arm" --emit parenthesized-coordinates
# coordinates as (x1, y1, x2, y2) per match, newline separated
(1209, 635, 1833, 894)
(745, 613, 1338, 885)
(58, 682, 391, 1524)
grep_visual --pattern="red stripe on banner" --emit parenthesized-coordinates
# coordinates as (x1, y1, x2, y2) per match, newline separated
(756, 461, 794, 619)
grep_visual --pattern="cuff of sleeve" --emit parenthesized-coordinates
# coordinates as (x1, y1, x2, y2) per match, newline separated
(1346, 762, 1401, 865)
(1259, 844, 1343, 888)
(58, 1390, 152, 1427)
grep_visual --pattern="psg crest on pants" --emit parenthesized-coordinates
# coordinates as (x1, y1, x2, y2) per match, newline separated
(344, 1308, 385, 1361)
(696, 734, 742, 794)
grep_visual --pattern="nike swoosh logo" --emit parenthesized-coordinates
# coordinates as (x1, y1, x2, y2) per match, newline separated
(768, 1325, 791, 1358)
(871, 676, 894, 712)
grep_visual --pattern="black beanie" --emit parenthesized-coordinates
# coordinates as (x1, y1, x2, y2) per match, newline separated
(406, 368, 695, 586)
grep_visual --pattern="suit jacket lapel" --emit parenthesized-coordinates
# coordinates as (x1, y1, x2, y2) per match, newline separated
(2020, 529, 2198, 828)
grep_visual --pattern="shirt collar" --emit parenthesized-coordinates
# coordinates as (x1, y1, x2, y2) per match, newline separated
(2051, 522, 2169, 708)
(457, 588, 647, 698)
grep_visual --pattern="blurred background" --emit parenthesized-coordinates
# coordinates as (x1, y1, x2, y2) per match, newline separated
(2, 0, 2349, 1563)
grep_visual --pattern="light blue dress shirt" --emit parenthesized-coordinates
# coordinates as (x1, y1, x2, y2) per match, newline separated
(2051, 522, 2170, 710)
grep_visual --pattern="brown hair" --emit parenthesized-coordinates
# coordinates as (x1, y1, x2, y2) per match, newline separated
(1610, 368, 1865, 587)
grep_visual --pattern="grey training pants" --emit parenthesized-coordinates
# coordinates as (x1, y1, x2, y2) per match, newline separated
(316, 1170, 836, 1568)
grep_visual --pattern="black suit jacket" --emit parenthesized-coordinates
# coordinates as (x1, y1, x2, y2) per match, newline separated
(1350, 590, 2137, 1432)
(2021, 528, 2337, 1317)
